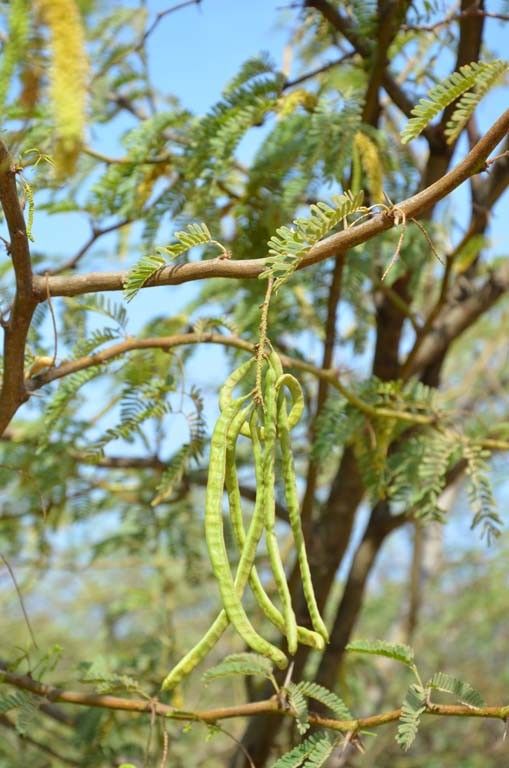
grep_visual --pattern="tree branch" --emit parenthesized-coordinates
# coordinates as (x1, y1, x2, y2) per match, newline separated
(402, 262, 509, 378)
(0, 140, 37, 435)
(27, 331, 445, 427)
(300, 254, 345, 528)
(303, 0, 437, 140)
(1, 668, 508, 735)
(33, 107, 509, 300)
(41, 217, 132, 276)
(283, 52, 356, 89)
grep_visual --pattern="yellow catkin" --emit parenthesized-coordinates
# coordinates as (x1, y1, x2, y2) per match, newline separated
(35, 0, 88, 175)
(353, 131, 384, 203)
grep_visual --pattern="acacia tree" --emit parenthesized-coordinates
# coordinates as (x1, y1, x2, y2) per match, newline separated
(1, 1, 509, 766)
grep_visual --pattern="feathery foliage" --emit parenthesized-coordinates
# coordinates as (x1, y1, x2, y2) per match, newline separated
(401, 60, 508, 143)
(427, 672, 484, 708)
(40, 366, 103, 439)
(346, 639, 415, 666)
(287, 683, 310, 735)
(388, 430, 458, 522)
(152, 387, 206, 506)
(444, 60, 508, 143)
(90, 378, 173, 454)
(396, 684, 426, 751)
(0, 5, 508, 767)
(124, 223, 221, 301)
(270, 733, 334, 768)
(289, 681, 351, 723)
(462, 443, 501, 542)
(79, 658, 141, 695)
(202, 653, 276, 684)
(0, 0, 29, 111)
(261, 190, 365, 291)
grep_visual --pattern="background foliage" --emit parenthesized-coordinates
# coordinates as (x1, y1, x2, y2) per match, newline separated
(0, 1, 509, 766)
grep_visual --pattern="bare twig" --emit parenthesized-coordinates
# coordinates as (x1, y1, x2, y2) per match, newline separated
(403, 8, 509, 33)
(138, 0, 202, 48)
(42, 217, 132, 276)
(283, 52, 356, 88)
(45, 273, 58, 366)
(0, 553, 38, 648)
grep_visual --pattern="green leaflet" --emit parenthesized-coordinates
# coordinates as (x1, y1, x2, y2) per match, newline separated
(445, 60, 509, 143)
(0, 691, 40, 736)
(79, 657, 141, 695)
(396, 684, 426, 751)
(291, 681, 351, 721)
(401, 60, 508, 144)
(202, 652, 276, 684)
(346, 638, 415, 666)
(123, 252, 166, 302)
(260, 190, 365, 292)
(124, 223, 218, 302)
(463, 443, 501, 543)
(428, 671, 484, 708)
(270, 733, 334, 768)
(287, 682, 310, 735)
(223, 52, 277, 95)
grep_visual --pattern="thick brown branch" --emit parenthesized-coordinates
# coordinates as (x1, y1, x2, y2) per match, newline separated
(33, 108, 509, 300)
(362, 1, 412, 126)
(300, 253, 345, 527)
(304, 0, 437, 140)
(0, 141, 37, 435)
(317, 503, 406, 685)
(402, 263, 509, 378)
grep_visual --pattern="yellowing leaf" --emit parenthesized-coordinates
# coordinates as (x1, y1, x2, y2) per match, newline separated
(354, 131, 384, 203)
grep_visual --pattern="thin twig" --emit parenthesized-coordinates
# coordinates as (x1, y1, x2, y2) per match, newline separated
(45, 273, 58, 366)
(159, 724, 169, 768)
(255, 277, 274, 405)
(83, 146, 172, 166)
(24, 330, 438, 425)
(42, 217, 132, 276)
(283, 52, 356, 88)
(402, 9, 509, 33)
(486, 150, 509, 168)
(0, 553, 38, 648)
(214, 724, 256, 768)
(138, 0, 202, 48)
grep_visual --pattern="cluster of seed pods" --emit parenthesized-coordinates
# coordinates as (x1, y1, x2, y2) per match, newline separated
(162, 352, 328, 691)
